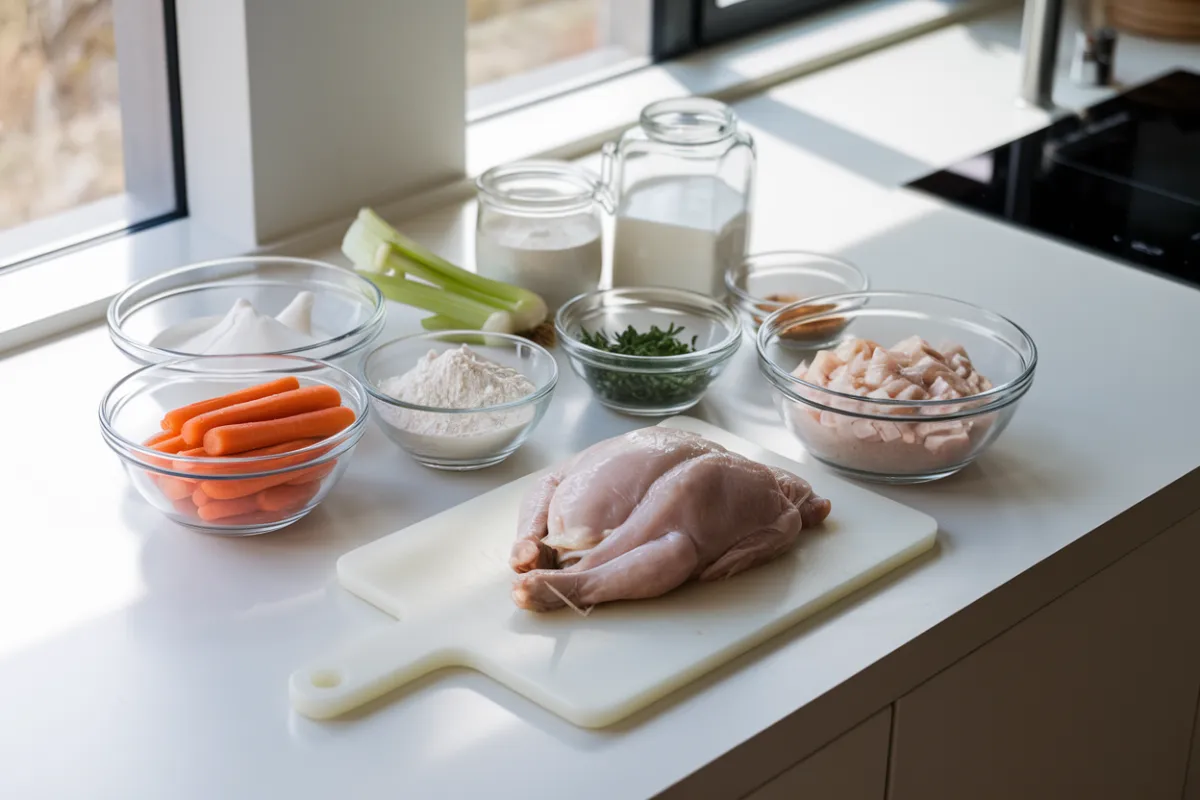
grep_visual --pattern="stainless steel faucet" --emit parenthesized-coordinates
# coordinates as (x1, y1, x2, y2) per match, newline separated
(1019, 0, 1117, 108)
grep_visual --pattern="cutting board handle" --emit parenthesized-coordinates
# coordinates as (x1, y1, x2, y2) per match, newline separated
(289, 624, 457, 719)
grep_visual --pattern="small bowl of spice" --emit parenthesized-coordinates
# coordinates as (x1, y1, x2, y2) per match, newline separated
(361, 331, 558, 470)
(725, 252, 868, 346)
(556, 287, 742, 416)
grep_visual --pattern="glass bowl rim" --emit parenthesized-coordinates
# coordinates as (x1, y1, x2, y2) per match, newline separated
(360, 330, 559, 415)
(556, 286, 743, 366)
(756, 289, 1039, 411)
(723, 250, 870, 308)
(106, 256, 387, 361)
(98, 353, 370, 476)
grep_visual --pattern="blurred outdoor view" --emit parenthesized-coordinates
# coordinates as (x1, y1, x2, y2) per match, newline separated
(0, 0, 121, 234)
(0, 0, 599, 244)
(468, 0, 600, 88)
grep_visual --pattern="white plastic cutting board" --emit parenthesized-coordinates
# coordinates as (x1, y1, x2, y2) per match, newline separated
(290, 417, 937, 727)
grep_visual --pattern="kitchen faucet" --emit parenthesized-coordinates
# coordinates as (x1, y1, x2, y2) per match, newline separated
(1019, 0, 1117, 108)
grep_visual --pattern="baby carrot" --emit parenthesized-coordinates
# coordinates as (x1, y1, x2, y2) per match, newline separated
(203, 406, 355, 456)
(192, 487, 211, 506)
(143, 430, 177, 447)
(287, 461, 336, 485)
(160, 377, 300, 434)
(181, 385, 341, 447)
(149, 435, 189, 454)
(158, 476, 196, 501)
(256, 482, 320, 512)
(171, 438, 322, 476)
(199, 457, 332, 500)
(196, 495, 262, 522)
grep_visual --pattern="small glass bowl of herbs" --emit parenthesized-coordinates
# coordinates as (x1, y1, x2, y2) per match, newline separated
(556, 287, 742, 416)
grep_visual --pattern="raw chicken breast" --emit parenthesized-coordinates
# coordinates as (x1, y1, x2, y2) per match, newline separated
(509, 428, 831, 612)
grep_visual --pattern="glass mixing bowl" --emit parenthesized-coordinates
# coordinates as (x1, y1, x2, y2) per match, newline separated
(361, 331, 558, 470)
(100, 355, 369, 535)
(556, 287, 742, 416)
(757, 291, 1037, 483)
(107, 256, 386, 366)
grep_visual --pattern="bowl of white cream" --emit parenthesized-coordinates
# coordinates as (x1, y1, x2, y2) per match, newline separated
(107, 256, 386, 366)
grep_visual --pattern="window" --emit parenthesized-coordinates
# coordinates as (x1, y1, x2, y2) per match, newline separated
(0, 0, 183, 269)
(467, 0, 653, 117)
(468, 0, 855, 117)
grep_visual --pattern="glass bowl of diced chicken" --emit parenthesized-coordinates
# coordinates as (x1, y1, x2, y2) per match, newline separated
(756, 291, 1037, 483)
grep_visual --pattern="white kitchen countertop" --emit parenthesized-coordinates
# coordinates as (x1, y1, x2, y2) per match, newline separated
(4, 8, 1200, 799)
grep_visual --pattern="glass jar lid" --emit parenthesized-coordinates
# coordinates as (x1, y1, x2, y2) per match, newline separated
(639, 98, 737, 145)
(476, 159, 605, 215)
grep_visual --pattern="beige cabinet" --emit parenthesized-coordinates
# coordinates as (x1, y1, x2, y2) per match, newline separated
(744, 707, 891, 800)
(888, 511, 1200, 800)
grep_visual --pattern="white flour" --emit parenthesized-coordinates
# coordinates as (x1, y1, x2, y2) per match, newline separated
(377, 345, 537, 460)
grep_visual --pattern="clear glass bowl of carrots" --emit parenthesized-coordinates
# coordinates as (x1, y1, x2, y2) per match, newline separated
(100, 355, 369, 535)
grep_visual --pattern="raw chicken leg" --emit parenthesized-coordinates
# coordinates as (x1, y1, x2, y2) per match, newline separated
(510, 429, 831, 611)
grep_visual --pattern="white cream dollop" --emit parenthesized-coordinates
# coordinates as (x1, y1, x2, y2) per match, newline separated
(150, 293, 319, 354)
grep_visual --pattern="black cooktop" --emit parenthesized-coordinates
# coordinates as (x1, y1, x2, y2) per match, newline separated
(908, 70, 1200, 284)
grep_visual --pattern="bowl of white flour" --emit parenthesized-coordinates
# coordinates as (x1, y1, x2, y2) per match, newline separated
(360, 331, 558, 470)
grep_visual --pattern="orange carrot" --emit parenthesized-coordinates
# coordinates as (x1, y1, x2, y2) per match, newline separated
(192, 487, 211, 506)
(199, 457, 333, 500)
(149, 435, 189, 454)
(256, 482, 321, 512)
(171, 439, 323, 476)
(143, 430, 177, 447)
(287, 461, 336, 485)
(160, 377, 300, 434)
(203, 406, 355, 456)
(158, 476, 195, 501)
(172, 498, 199, 519)
(196, 495, 262, 522)
(181, 385, 341, 447)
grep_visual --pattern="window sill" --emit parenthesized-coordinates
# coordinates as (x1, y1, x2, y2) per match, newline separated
(0, 0, 1011, 357)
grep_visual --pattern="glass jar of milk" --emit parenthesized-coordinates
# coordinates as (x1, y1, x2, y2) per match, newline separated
(602, 98, 755, 297)
(475, 160, 611, 312)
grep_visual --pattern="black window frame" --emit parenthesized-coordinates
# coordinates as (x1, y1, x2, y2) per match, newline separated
(654, 0, 857, 59)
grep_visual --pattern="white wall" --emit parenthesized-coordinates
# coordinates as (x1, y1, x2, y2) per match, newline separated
(177, 0, 466, 247)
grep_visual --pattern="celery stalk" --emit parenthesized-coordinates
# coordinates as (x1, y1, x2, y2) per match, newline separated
(362, 271, 515, 333)
(342, 208, 547, 331)
(419, 314, 464, 331)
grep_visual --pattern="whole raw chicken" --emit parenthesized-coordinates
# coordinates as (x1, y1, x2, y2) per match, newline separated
(510, 428, 831, 611)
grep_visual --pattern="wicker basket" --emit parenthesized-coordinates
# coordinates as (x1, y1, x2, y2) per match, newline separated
(1109, 0, 1200, 40)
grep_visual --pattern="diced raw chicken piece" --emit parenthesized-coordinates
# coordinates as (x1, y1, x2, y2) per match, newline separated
(881, 377, 910, 398)
(927, 376, 962, 400)
(894, 384, 929, 401)
(940, 342, 968, 359)
(819, 410, 843, 428)
(924, 432, 971, 456)
(791, 360, 810, 379)
(889, 336, 940, 365)
(877, 421, 903, 442)
(509, 429, 831, 611)
(866, 387, 892, 401)
(899, 422, 917, 444)
(864, 347, 899, 389)
(834, 338, 879, 363)
(916, 420, 964, 438)
(851, 419, 881, 442)
(808, 350, 844, 383)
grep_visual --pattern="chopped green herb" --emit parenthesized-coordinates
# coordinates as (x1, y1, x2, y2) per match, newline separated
(578, 323, 707, 408)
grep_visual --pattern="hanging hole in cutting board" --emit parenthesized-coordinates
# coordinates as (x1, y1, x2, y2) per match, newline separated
(309, 669, 343, 689)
